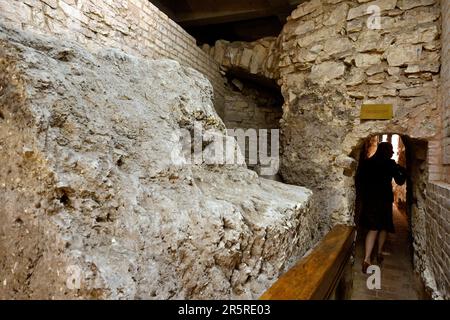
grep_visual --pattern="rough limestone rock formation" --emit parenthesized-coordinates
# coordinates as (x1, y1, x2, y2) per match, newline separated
(0, 25, 318, 299)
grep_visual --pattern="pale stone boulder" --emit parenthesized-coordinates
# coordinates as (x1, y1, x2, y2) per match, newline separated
(309, 61, 346, 84)
(385, 44, 423, 66)
(294, 20, 315, 35)
(347, 19, 364, 33)
(291, 0, 323, 20)
(346, 68, 366, 86)
(208, 37, 279, 80)
(395, 25, 439, 45)
(405, 64, 421, 73)
(297, 27, 336, 47)
(397, 0, 436, 10)
(367, 73, 386, 84)
(399, 86, 430, 97)
(214, 39, 229, 62)
(323, 37, 353, 57)
(355, 53, 382, 67)
(355, 30, 382, 52)
(347, 0, 397, 21)
(323, 3, 349, 26)
(366, 64, 385, 75)
(0, 25, 316, 300)
(348, 88, 367, 98)
(250, 44, 267, 74)
(200, 0, 443, 299)
(367, 86, 397, 97)
(403, 5, 440, 24)
(239, 48, 254, 69)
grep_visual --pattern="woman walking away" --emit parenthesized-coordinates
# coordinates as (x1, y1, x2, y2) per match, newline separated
(359, 142, 407, 273)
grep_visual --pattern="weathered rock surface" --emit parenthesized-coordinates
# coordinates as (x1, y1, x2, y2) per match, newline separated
(310, 61, 346, 84)
(204, 38, 280, 80)
(347, 0, 397, 20)
(0, 25, 318, 299)
(291, 0, 323, 19)
(397, 0, 436, 10)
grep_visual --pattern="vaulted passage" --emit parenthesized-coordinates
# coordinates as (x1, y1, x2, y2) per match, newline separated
(352, 134, 430, 300)
(222, 71, 284, 179)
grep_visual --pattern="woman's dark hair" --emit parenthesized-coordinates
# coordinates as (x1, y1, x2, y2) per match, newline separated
(373, 142, 393, 160)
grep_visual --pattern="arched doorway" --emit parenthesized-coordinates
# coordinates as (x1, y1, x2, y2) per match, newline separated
(351, 134, 430, 300)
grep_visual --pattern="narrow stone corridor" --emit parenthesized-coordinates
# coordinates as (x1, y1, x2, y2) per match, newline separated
(351, 205, 426, 300)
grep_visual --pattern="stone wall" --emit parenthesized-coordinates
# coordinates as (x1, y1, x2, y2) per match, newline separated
(267, 0, 446, 297)
(204, 37, 280, 80)
(277, 0, 441, 227)
(441, 0, 450, 181)
(0, 0, 226, 113)
(426, 181, 450, 298)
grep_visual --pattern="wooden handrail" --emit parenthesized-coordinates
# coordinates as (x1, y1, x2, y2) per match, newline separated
(260, 224, 356, 300)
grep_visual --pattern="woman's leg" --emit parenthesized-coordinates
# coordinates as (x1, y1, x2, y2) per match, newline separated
(378, 230, 387, 255)
(364, 230, 378, 264)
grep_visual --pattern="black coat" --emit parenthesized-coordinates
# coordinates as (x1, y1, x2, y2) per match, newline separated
(359, 157, 406, 232)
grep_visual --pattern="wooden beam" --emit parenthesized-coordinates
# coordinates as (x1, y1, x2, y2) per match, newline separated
(267, 0, 291, 7)
(260, 224, 356, 300)
(172, 0, 295, 26)
(267, 0, 296, 22)
(288, 0, 307, 5)
(184, 0, 270, 12)
(176, 7, 292, 26)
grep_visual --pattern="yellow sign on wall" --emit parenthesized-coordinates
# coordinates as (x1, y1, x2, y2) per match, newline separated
(360, 104, 393, 120)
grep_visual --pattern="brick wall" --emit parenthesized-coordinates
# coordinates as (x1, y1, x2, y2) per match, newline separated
(441, 0, 450, 182)
(426, 182, 450, 298)
(424, 0, 450, 299)
(223, 89, 282, 130)
(0, 0, 225, 113)
(224, 96, 282, 131)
